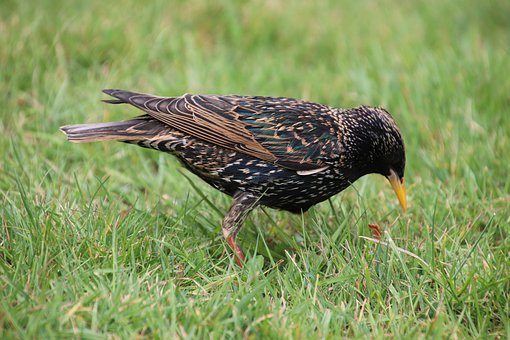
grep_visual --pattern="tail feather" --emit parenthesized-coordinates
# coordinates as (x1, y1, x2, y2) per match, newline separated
(60, 116, 164, 143)
(61, 89, 174, 143)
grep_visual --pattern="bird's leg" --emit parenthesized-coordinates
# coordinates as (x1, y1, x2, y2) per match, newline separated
(222, 192, 258, 267)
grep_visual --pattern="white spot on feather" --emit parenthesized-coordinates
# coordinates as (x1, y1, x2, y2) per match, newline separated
(296, 166, 329, 176)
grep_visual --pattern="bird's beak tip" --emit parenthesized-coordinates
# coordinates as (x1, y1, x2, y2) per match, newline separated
(387, 171, 406, 212)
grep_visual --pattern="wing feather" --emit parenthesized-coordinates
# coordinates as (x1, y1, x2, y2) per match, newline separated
(103, 89, 340, 172)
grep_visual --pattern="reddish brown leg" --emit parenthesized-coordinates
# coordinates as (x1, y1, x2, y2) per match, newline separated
(227, 236, 246, 267)
(222, 192, 258, 267)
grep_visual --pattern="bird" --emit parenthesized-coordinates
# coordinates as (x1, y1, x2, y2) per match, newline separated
(61, 89, 406, 266)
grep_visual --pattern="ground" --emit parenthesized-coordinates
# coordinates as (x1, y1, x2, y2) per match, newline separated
(1, 0, 509, 338)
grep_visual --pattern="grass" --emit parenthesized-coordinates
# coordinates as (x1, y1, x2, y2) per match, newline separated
(1, 0, 509, 338)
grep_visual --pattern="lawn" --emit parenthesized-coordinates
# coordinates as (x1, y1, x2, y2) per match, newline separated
(1, 0, 509, 338)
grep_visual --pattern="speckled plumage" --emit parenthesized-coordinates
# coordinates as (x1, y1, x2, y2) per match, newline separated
(61, 89, 406, 266)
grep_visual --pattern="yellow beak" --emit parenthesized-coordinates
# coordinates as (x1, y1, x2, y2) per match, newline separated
(387, 170, 407, 212)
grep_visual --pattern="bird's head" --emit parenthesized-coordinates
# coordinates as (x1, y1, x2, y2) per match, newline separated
(340, 106, 406, 211)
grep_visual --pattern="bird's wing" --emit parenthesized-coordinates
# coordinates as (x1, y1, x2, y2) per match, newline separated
(103, 89, 341, 172)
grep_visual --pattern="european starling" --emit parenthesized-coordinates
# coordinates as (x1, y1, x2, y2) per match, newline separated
(61, 89, 406, 266)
